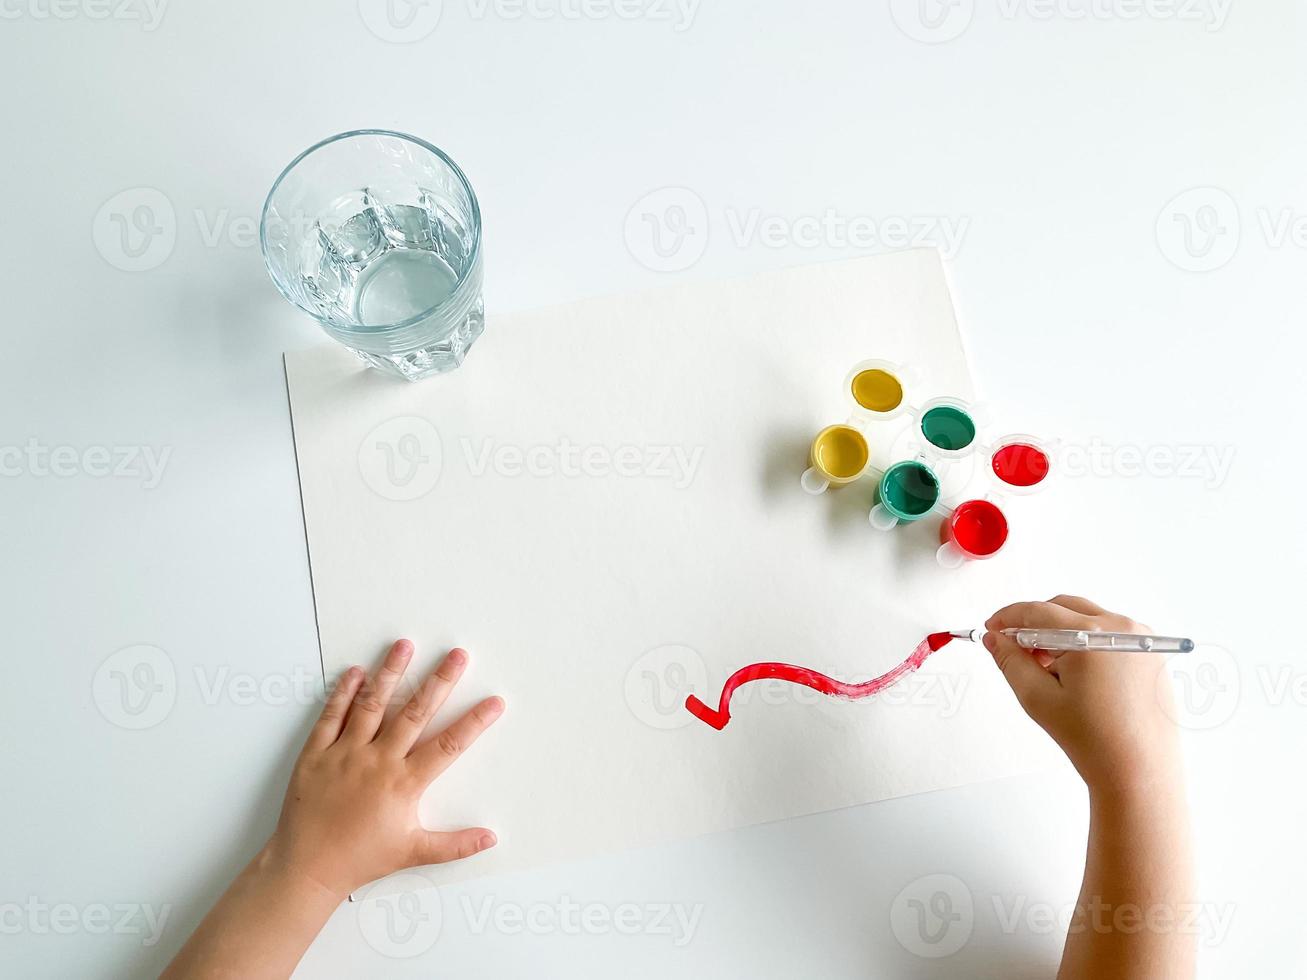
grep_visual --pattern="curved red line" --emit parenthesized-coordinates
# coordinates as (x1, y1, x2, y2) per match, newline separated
(684, 632, 953, 730)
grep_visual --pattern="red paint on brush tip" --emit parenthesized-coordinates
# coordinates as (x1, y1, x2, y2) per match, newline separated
(685, 633, 954, 731)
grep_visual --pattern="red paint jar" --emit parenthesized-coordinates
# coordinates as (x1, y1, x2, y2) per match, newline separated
(937, 499, 1009, 566)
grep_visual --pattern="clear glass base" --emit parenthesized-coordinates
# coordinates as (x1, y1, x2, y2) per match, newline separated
(349, 301, 485, 381)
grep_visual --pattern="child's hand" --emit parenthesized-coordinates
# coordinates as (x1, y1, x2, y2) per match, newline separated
(984, 595, 1180, 797)
(265, 640, 504, 899)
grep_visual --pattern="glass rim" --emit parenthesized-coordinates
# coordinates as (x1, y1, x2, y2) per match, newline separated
(259, 128, 482, 332)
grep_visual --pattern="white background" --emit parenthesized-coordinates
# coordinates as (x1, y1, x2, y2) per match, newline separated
(2, 1, 1304, 977)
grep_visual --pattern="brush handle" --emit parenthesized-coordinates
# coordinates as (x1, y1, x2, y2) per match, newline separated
(1005, 628, 1193, 654)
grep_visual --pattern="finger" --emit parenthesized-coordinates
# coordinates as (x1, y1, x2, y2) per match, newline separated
(412, 828, 498, 866)
(305, 666, 365, 752)
(985, 600, 1098, 634)
(379, 648, 469, 755)
(343, 639, 414, 744)
(1047, 594, 1109, 617)
(984, 630, 1061, 717)
(410, 696, 505, 780)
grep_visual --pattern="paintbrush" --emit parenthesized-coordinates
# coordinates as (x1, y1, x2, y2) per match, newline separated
(947, 628, 1194, 656)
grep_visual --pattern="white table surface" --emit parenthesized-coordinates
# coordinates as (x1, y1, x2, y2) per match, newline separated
(3, 2, 1304, 977)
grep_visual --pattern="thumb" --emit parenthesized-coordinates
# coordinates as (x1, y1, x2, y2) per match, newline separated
(412, 828, 498, 867)
(984, 630, 1059, 722)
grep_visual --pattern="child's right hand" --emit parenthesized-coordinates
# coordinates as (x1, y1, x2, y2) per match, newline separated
(984, 595, 1181, 797)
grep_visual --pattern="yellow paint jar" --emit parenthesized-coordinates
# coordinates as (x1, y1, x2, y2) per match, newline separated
(850, 368, 904, 414)
(801, 424, 870, 494)
(844, 359, 910, 421)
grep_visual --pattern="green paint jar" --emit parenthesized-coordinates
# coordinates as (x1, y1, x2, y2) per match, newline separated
(919, 402, 976, 453)
(870, 460, 942, 529)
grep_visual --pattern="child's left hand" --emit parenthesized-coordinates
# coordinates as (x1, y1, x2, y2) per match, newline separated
(264, 640, 504, 900)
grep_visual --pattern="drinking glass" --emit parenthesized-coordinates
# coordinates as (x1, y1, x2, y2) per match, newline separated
(260, 130, 483, 381)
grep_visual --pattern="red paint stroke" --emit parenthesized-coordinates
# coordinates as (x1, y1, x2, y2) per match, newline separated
(685, 632, 955, 731)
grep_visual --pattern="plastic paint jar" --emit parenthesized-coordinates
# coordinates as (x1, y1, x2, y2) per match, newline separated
(937, 498, 1009, 567)
(845, 359, 910, 421)
(990, 436, 1051, 492)
(869, 459, 941, 529)
(916, 398, 978, 457)
(801, 424, 871, 494)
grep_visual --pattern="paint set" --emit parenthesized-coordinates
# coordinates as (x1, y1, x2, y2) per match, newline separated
(800, 359, 1053, 567)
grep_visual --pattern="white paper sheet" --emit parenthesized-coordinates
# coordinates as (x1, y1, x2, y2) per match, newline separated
(284, 250, 1060, 890)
